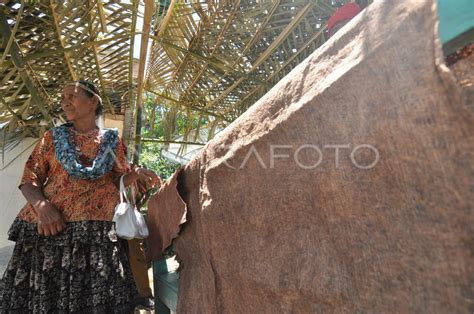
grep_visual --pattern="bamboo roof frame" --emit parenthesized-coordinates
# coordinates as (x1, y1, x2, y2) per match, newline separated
(144, 0, 372, 146)
(0, 0, 138, 148)
(0, 0, 372, 153)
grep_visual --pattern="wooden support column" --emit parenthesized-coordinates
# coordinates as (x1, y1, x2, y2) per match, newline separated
(133, 0, 154, 163)
(123, 0, 139, 145)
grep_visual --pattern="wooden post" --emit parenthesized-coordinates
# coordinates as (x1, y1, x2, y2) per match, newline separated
(133, 0, 154, 162)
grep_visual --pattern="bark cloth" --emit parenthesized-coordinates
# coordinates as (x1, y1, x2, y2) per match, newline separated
(147, 0, 473, 312)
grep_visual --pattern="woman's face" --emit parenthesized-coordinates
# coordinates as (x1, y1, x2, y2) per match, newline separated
(61, 85, 98, 121)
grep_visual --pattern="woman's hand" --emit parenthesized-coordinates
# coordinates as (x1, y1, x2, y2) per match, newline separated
(120, 165, 161, 192)
(35, 200, 66, 236)
(133, 166, 161, 190)
(20, 183, 66, 237)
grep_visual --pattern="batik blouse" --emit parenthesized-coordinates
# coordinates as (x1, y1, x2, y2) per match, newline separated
(17, 127, 130, 223)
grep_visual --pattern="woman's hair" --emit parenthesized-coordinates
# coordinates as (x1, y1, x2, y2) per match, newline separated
(77, 80, 104, 117)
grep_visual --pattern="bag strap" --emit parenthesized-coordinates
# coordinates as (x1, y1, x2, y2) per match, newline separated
(119, 174, 130, 203)
(119, 174, 137, 206)
(130, 181, 136, 206)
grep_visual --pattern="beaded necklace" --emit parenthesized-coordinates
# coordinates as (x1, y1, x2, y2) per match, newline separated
(52, 125, 119, 180)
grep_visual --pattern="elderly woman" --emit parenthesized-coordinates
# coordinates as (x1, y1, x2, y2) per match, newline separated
(0, 81, 159, 313)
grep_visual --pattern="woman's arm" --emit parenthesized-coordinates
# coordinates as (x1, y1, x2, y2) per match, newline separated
(20, 182, 47, 206)
(113, 138, 160, 189)
(20, 183, 65, 236)
(121, 166, 160, 189)
(121, 168, 140, 187)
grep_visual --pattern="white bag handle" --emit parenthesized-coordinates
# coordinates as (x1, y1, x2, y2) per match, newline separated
(119, 175, 127, 203)
(119, 174, 136, 205)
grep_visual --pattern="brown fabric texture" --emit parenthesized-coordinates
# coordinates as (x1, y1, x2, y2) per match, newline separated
(148, 0, 473, 312)
(147, 168, 187, 261)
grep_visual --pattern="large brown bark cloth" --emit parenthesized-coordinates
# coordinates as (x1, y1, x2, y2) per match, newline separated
(147, 0, 473, 312)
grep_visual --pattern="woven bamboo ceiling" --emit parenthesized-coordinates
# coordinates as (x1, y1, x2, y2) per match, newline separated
(146, 0, 363, 123)
(0, 0, 369, 148)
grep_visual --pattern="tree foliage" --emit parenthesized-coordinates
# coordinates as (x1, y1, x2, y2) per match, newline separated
(140, 142, 181, 181)
(139, 95, 191, 181)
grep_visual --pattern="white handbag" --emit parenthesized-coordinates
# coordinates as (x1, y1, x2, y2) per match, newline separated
(113, 175, 149, 240)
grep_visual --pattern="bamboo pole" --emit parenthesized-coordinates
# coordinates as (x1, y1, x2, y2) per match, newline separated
(141, 138, 205, 146)
(96, 0, 108, 33)
(145, 88, 232, 122)
(50, 0, 77, 81)
(125, 0, 139, 145)
(226, 27, 327, 115)
(87, 0, 115, 114)
(0, 34, 131, 67)
(203, 2, 314, 110)
(178, 0, 242, 100)
(133, 0, 154, 163)
(0, 8, 52, 122)
(181, 0, 281, 109)
(155, 0, 176, 38)
(0, 0, 24, 65)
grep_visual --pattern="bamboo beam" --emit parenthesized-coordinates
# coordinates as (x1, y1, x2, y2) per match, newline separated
(165, 0, 226, 85)
(187, 0, 281, 107)
(0, 0, 24, 65)
(91, 44, 115, 114)
(133, 0, 154, 159)
(0, 94, 22, 120)
(156, 0, 176, 38)
(250, 2, 314, 68)
(0, 34, 131, 68)
(141, 138, 205, 146)
(243, 0, 280, 55)
(0, 94, 35, 137)
(135, 0, 154, 112)
(145, 0, 175, 86)
(87, 0, 115, 114)
(96, 0, 108, 33)
(146, 0, 244, 102)
(225, 26, 327, 116)
(125, 0, 139, 143)
(178, 0, 242, 100)
(203, 2, 314, 110)
(25, 34, 129, 61)
(50, 0, 77, 81)
(0, 8, 52, 121)
(146, 88, 231, 122)
(155, 38, 237, 74)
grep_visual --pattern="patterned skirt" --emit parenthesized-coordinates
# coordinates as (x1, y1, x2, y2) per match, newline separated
(0, 218, 139, 313)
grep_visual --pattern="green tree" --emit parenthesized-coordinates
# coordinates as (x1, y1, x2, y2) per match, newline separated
(140, 142, 181, 181)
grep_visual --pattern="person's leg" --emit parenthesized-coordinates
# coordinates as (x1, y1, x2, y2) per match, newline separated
(128, 239, 154, 308)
